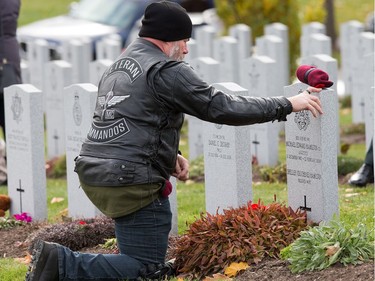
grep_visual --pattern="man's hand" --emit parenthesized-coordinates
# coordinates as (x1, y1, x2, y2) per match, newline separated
(172, 154, 189, 181)
(287, 87, 323, 118)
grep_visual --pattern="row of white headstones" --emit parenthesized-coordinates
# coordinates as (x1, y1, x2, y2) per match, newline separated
(5, 20, 374, 235)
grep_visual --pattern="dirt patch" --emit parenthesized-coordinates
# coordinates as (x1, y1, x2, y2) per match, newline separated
(235, 257, 374, 281)
(1, 223, 373, 281)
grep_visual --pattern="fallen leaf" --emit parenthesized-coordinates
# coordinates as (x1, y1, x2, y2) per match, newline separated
(59, 208, 68, 216)
(326, 242, 340, 257)
(224, 262, 249, 277)
(344, 193, 359, 198)
(14, 252, 32, 264)
(51, 197, 64, 203)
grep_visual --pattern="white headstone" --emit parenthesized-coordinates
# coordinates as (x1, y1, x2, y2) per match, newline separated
(265, 22, 290, 85)
(373, 87, 375, 180)
(255, 35, 286, 92)
(229, 23, 252, 60)
(95, 37, 122, 61)
(255, 35, 287, 133)
(5, 84, 47, 221)
(185, 39, 198, 64)
(20, 60, 30, 84)
(240, 55, 279, 166)
(64, 83, 101, 218)
(339, 21, 364, 96)
(169, 177, 178, 235)
(364, 53, 375, 149)
(45, 60, 73, 159)
(62, 39, 92, 83)
(190, 57, 220, 84)
(302, 22, 326, 35)
(89, 59, 113, 86)
(301, 33, 332, 58)
(351, 32, 375, 123)
(213, 36, 239, 83)
(188, 57, 220, 161)
(195, 25, 217, 57)
(300, 54, 339, 153)
(203, 82, 252, 214)
(285, 83, 339, 222)
(27, 39, 49, 90)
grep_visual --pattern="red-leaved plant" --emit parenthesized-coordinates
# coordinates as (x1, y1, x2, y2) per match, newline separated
(171, 200, 313, 280)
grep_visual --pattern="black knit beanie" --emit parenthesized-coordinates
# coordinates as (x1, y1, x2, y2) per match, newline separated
(139, 1, 192, 42)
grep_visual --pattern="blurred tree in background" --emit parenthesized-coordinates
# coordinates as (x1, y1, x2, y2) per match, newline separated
(214, 0, 326, 78)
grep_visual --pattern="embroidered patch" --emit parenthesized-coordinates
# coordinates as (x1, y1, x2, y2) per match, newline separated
(97, 80, 130, 121)
(87, 118, 130, 143)
(106, 57, 143, 83)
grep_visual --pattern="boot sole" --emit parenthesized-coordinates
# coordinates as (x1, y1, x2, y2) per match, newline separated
(25, 240, 45, 281)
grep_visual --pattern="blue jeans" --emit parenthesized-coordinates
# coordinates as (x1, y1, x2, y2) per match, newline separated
(56, 197, 172, 280)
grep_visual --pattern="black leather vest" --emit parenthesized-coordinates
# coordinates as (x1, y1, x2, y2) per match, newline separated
(77, 39, 182, 186)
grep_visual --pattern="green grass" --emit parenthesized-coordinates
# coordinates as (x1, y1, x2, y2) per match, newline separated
(18, 0, 74, 27)
(339, 184, 374, 230)
(0, 259, 27, 281)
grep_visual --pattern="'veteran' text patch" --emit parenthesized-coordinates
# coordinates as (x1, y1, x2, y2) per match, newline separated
(106, 57, 143, 82)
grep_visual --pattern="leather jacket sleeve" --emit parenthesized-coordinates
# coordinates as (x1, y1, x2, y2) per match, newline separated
(149, 61, 293, 125)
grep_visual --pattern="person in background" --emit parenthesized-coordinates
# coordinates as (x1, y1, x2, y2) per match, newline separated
(0, 0, 22, 140)
(348, 141, 374, 187)
(25, 1, 324, 281)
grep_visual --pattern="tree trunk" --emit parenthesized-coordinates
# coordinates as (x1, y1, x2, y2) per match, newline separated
(324, 0, 337, 51)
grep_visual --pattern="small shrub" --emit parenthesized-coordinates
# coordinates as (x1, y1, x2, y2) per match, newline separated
(172, 200, 312, 279)
(0, 217, 26, 229)
(337, 155, 363, 176)
(259, 163, 287, 183)
(341, 123, 365, 135)
(339, 95, 351, 109)
(280, 220, 374, 273)
(101, 238, 118, 250)
(46, 155, 67, 178)
(28, 216, 115, 251)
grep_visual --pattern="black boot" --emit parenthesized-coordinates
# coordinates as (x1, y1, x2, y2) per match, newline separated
(348, 164, 374, 187)
(138, 258, 176, 280)
(25, 240, 59, 281)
